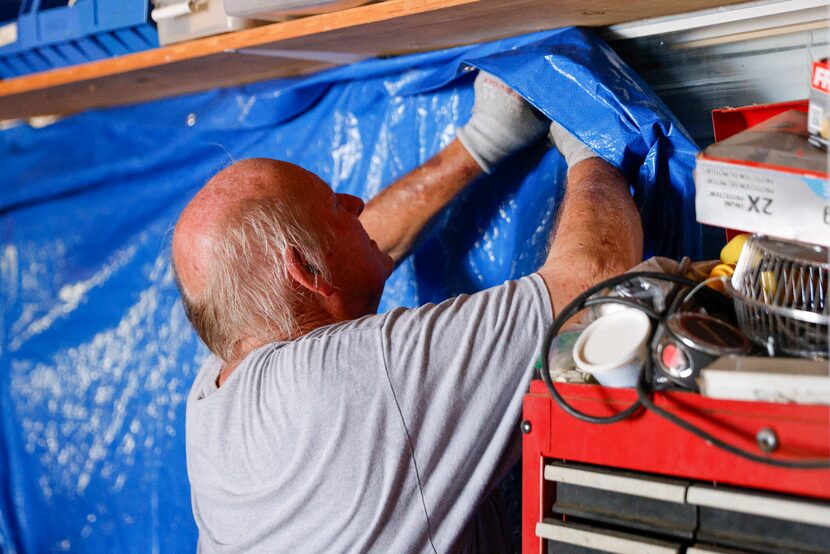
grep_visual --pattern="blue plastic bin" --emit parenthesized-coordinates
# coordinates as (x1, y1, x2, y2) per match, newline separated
(0, 0, 158, 79)
(0, 1, 22, 76)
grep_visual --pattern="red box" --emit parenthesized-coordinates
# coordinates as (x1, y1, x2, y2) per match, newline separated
(700, 100, 828, 246)
(711, 99, 808, 142)
(710, 100, 809, 241)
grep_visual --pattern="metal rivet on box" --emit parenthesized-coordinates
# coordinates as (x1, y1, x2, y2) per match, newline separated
(520, 420, 532, 435)
(756, 428, 779, 453)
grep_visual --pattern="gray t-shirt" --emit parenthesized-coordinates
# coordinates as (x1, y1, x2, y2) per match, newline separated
(186, 274, 552, 553)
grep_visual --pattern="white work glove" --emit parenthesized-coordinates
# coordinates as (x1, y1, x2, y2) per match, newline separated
(456, 70, 549, 173)
(548, 120, 599, 168)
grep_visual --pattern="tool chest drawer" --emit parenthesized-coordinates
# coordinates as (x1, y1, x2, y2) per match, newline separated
(545, 463, 696, 540)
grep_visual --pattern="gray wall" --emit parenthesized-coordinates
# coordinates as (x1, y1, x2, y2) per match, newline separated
(611, 26, 829, 148)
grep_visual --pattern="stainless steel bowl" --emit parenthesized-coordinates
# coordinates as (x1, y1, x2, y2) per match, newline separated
(726, 235, 828, 358)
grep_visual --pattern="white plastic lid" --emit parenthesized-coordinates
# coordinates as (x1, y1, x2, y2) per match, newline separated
(573, 308, 651, 373)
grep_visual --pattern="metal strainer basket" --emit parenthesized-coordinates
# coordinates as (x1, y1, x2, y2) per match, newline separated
(726, 235, 829, 358)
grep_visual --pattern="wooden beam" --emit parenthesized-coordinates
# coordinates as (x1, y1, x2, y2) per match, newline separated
(0, 0, 748, 119)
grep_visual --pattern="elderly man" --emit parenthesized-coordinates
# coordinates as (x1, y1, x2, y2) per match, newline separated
(174, 72, 642, 552)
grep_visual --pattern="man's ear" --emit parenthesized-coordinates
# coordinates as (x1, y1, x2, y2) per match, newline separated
(286, 247, 335, 297)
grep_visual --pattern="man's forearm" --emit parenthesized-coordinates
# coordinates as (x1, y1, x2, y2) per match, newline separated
(538, 158, 644, 315)
(360, 139, 483, 265)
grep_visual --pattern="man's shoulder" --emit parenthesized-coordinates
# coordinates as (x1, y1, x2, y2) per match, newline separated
(253, 312, 393, 370)
(381, 274, 549, 323)
(251, 274, 549, 363)
(299, 311, 390, 343)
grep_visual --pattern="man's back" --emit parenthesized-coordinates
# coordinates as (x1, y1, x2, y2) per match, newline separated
(186, 275, 551, 552)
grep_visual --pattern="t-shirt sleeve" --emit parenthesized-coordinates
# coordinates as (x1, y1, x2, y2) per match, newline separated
(379, 273, 553, 549)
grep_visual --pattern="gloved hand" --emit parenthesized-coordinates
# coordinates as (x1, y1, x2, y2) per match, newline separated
(548, 120, 599, 168)
(456, 70, 549, 173)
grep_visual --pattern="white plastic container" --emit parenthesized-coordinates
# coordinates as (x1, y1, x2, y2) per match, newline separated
(572, 309, 651, 388)
(223, 0, 373, 21)
(152, 0, 263, 46)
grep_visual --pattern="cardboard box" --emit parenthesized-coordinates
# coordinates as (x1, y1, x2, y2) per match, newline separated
(808, 58, 829, 150)
(695, 110, 829, 246)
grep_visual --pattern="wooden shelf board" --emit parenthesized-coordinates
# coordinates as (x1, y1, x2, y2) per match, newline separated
(0, 0, 746, 119)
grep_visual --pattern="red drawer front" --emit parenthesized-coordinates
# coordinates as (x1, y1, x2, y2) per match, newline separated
(523, 380, 830, 500)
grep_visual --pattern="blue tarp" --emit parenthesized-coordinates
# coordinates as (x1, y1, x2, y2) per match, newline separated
(0, 27, 700, 552)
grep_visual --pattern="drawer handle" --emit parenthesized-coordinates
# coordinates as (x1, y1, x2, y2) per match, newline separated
(535, 519, 680, 553)
(686, 485, 830, 527)
(544, 464, 688, 504)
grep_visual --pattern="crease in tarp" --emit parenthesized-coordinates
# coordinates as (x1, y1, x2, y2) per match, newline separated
(0, 27, 701, 553)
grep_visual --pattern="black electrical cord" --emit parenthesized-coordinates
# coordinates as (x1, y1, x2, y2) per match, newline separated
(634, 358, 830, 469)
(539, 271, 830, 469)
(539, 271, 698, 424)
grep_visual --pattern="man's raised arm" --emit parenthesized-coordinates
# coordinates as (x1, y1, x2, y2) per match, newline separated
(537, 122, 644, 315)
(359, 140, 482, 265)
(359, 71, 549, 265)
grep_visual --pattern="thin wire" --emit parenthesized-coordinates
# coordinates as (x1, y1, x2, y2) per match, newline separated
(680, 275, 728, 306)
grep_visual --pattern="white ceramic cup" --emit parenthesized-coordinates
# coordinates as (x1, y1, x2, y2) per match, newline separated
(572, 308, 652, 388)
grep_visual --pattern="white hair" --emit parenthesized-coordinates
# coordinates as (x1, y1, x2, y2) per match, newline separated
(177, 198, 331, 361)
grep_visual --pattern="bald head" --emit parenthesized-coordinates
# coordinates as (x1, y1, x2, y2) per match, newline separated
(172, 158, 335, 360)
(173, 159, 321, 299)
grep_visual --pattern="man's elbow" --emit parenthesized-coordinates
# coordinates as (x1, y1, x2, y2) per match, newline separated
(565, 251, 637, 289)
(542, 239, 643, 317)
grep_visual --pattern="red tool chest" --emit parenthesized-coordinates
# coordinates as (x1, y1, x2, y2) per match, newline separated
(521, 380, 830, 553)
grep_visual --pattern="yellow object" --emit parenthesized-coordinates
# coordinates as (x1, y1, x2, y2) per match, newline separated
(720, 233, 750, 265)
(707, 263, 735, 292)
(760, 270, 778, 300)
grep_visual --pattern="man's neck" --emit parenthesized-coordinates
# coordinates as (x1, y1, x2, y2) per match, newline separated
(291, 309, 341, 338)
(217, 358, 243, 388)
(216, 307, 348, 388)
